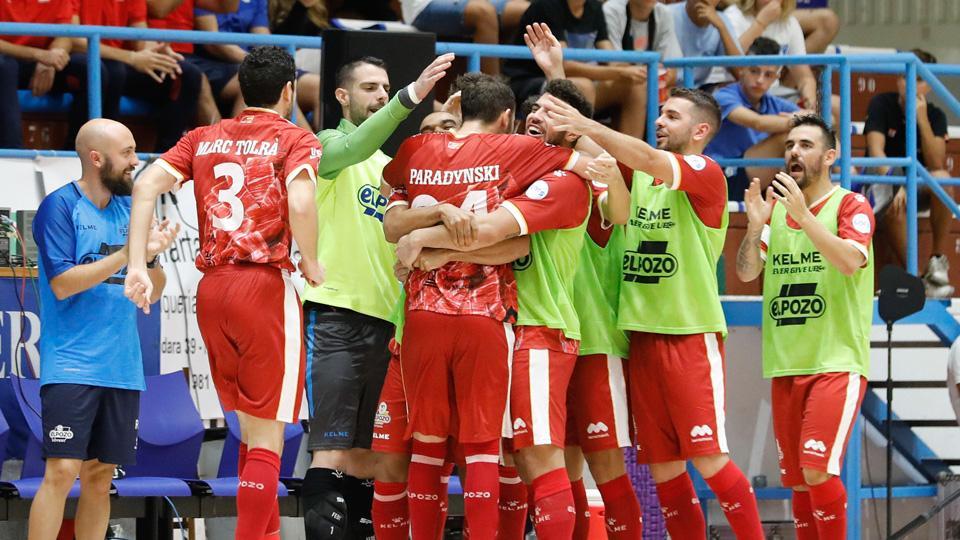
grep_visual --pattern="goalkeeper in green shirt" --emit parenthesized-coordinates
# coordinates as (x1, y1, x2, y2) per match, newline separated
(300, 52, 453, 540)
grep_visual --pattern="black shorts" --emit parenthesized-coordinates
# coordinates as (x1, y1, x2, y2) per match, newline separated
(41, 384, 140, 465)
(304, 303, 393, 451)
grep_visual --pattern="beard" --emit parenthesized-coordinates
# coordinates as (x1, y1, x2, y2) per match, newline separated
(348, 100, 383, 126)
(101, 157, 133, 196)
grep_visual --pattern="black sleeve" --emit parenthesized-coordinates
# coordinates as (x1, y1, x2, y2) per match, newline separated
(929, 106, 948, 138)
(591, 2, 609, 44)
(863, 94, 892, 136)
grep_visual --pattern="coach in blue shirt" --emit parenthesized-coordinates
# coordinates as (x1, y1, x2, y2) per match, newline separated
(705, 37, 805, 201)
(28, 119, 177, 540)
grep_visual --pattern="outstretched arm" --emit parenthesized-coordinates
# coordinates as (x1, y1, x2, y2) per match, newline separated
(396, 207, 522, 267)
(415, 237, 531, 271)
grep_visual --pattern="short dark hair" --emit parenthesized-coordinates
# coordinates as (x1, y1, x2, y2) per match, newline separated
(668, 87, 721, 138)
(520, 94, 538, 119)
(790, 113, 837, 150)
(748, 36, 781, 57)
(239, 46, 297, 108)
(912, 49, 937, 64)
(335, 56, 388, 89)
(544, 79, 593, 119)
(457, 72, 516, 124)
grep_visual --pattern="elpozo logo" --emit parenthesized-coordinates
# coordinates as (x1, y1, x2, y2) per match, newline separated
(769, 283, 825, 326)
(357, 184, 388, 222)
(48, 425, 74, 443)
(622, 240, 677, 283)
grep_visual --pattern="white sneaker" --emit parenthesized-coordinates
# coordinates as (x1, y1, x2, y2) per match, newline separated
(924, 255, 951, 286)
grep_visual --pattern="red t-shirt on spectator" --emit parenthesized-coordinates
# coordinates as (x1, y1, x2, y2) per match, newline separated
(148, 0, 194, 54)
(74, 0, 148, 49)
(0, 0, 75, 49)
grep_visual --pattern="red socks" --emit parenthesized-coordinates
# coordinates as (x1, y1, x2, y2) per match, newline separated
(531, 468, 576, 540)
(570, 478, 591, 540)
(497, 466, 528, 540)
(236, 448, 280, 540)
(655, 473, 706, 539)
(461, 441, 500, 540)
(409, 440, 447, 540)
(792, 490, 818, 539)
(809, 477, 847, 539)
(373, 480, 409, 540)
(438, 462, 455, 539)
(597, 475, 643, 540)
(704, 461, 764, 540)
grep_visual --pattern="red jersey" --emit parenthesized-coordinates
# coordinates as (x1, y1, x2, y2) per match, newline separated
(157, 108, 323, 272)
(760, 187, 875, 264)
(383, 132, 578, 322)
(75, 0, 147, 49)
(148, 0, 193, 53)
(0, 0, 74, 49)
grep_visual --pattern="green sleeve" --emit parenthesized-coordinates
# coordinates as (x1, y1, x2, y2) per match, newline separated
(316, 91, 415, 179)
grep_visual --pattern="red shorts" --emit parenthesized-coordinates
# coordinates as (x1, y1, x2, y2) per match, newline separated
(508, 347, 577, 450)
(566, 354, 632, 453)
(371, 351, 410, 455)
(627, 332, 728, 463)
(196, 265, 305, 423)
(400, 311, 513, 444)
(771, 372, 867, 486)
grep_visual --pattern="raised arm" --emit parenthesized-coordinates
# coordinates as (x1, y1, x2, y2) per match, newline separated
(736, 178, 774, 282)
(124, 164, 179, 312)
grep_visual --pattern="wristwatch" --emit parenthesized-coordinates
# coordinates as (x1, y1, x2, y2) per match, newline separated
(146, 255, 160, 269)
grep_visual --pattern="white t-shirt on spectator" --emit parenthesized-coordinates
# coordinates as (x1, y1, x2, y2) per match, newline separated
(400, 0, 431, 24)
(716, 5, 807, 93)
(603, 0, 683, 60)
(949, 338, 960, 427)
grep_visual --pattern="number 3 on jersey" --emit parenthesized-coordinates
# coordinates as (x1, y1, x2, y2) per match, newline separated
(213, 162, 245, 232)
(410, 190, 491, 215)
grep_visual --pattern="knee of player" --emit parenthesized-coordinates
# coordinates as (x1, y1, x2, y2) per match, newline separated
(584, 449, 627, 480)
(80, 462, 116, 491)
(691, 453, 730, 479)
(801, 468, 832, 487)
(374, 452, 411, 483)
(43, 459, 83, 489)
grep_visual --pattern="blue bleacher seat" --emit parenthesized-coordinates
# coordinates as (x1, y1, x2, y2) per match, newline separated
(17, 90, 152, 117)
(112, 372, 205, 497)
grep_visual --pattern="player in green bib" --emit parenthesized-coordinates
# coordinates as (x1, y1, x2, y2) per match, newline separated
(299, 53, 454, 540)
(543, 86, 765, 539)
(737, 115, 875, 539)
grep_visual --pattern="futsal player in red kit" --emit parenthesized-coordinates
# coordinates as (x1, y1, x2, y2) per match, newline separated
(124, 46, 323, 540)
(381, 73, 585, 540)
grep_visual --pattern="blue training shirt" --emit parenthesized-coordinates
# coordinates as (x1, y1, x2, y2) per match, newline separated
(195, 0, 269, 47)
(33, 182, 144, 391)
(705, 82, 799, 160)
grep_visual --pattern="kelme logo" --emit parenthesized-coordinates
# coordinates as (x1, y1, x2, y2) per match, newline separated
(357, 184, 388, 222)
(770, 283, 825, 326)
(622, 241, 677, 283)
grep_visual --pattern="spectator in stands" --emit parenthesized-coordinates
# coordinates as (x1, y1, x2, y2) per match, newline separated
(28, 118, 174, 540)
(146, 0, 240, 124)
(0, 0, 105, 150)
(864, 49, 955, 298)
(74, 0, 204, 152)
(723, 0, 818, 108)
(399, 0, 530, 75)
(194, 0, 323, 130)
(503, 0, 651, 139)
(667, 0, 743, 89)
(270, 0, 330, 35)
(792, 6, 839, 54)
(602, 0, 683, 93)
(420, 111, 460, 133)
(705, 37, 805, 199)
